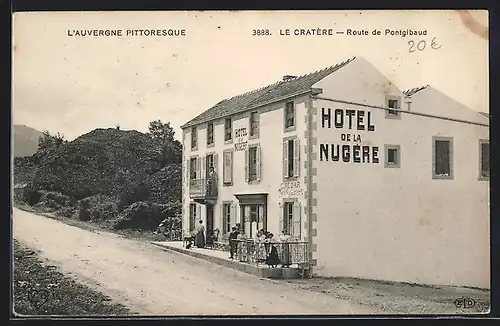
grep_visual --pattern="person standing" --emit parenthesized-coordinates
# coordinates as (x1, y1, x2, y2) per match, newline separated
(195, 220, 206, 248)
(228, 226, 240, 260)
(280, 230, 292, 267)
(208, 167, 217, 195)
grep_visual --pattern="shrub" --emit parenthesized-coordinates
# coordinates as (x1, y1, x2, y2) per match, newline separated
(22, 188, 42, 206)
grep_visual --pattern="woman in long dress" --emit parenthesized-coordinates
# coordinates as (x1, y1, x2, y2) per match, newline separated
(195, 220, 206, 248)
(279, 230, 292, 267)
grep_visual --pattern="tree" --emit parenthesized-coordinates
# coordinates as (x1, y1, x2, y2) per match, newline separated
(38, 130, 66, 151)
(148, 120, 182, 166)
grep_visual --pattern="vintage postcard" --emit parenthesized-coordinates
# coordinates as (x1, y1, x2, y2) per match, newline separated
(11, 10, 490, 317)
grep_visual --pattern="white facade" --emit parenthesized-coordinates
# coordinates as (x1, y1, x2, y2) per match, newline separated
(181, 57, 490, 288)
(182, 94, 309, 240)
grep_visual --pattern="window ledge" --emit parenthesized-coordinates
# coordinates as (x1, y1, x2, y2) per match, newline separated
(283, 176, 300, 182)
(247, 179, 261, 185)
(207, 142, 215, 148)
(432, 174, 454, 180)
(384, 163, 400, 169)
(284, 126, 297, 133)
(385, 112, 402, 120)
(223, 182, 233, 187)
(249, 134, 259, 140)
(225, 139, 233, 144)
(478, 176, 490, 181)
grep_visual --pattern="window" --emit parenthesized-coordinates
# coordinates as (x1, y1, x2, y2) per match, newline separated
(388, 100, 399, 115)
(189, 157, 198, 180)
(249, 147, 258, 181)
(283, 137, 300, 179)
(479, 140, 490, 180)
(224, 118, 232, 141)
(222, 149, 233, 186)
(222, 203, 231, 234)
(384, 144, 401, 168)
(385, 95, 402, 119)
(205, 154, 214, 178)
(432, 136, 453, 179)
(249, 111, 259, 138)
(283, 202, 294, 235)
(207, 122, 214, 146)
(281, 201, 301, 239)
(191, 126, 197, 149)
(250, 205, 258, 222)
(189, 203, 197, 231)
(245, 145, 261, 183)
(284, 101, 295, 130)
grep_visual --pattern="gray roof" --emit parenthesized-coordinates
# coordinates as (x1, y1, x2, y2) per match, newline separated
(403, 85, 429, 97)
(181, 57, 356, 128)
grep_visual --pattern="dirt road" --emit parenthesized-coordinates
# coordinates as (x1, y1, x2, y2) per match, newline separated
(13, 207, 374, 315)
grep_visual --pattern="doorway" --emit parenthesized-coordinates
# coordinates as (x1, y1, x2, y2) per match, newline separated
(206, 204, 214, 236)
(241, 204, 265, 238)
(234, 193, 268, 239)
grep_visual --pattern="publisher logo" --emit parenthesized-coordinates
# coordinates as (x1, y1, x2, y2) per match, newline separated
(454, 297, 476, 309)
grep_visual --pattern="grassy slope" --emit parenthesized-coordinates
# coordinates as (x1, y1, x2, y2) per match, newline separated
(13, 240, 135, 316)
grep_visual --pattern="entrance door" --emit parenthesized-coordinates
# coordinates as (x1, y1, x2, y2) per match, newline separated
(206, 204, 214, 236)
(242, 204, 265, 238)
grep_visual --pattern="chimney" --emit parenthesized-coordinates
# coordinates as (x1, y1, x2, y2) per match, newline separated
(282, 75, 297, 82)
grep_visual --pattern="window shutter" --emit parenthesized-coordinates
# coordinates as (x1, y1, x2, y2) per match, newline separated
(200, 156, 206, 180)
(256, 145, 262, 182)
(213, 153, 219, 176)
(231, 203, 237, 227)
(194, 157, 199, 179)
(245, 148, 249, 182)
(283, 140, 289, 178)
(293, 202, 302, 239)
(196, 204, 201, 223)
(279, 202, 285, 233)
(186, 159, 190, 184)
(223, 152, 229, 184)
(229, 151, 233, 184)
(255, 113, 260, 136)
(293, 138, 300, 177)
(221, 204, 226, 233)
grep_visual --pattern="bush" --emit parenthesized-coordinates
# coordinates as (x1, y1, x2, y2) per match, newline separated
(22, 188, 42, 206)
(112, 201, 181, 231)
(117, 183, 149, 212)
(56, 207, 76, 218)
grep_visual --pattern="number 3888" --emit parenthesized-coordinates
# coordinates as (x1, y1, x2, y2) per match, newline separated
(252, 29, 271, 36)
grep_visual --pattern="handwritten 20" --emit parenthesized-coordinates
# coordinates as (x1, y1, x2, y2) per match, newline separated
(408, 37, 442, 53)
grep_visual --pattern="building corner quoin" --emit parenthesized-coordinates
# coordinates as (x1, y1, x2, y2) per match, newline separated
(306, 95, 319, 272)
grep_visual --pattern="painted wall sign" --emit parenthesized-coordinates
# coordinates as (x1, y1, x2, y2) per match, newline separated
(321, 108, 375, 131)
(234, 142, 248, 151)
(234, 127, 248, 138)
(278, 181, 304, 198)
(234, 127, 248, 151)
(319, 107, 380, 164)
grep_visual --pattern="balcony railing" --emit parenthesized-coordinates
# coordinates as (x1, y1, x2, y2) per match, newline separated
(189, 177, 218, 198)
(233, 239, 309, 268)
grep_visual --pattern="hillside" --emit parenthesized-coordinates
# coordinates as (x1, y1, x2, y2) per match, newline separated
(13, 125, 43, 157)
(13, 126, 183, 236)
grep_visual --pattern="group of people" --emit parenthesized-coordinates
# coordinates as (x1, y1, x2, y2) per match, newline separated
(228, 225, 293, 267)
(186, 220, 293, 268)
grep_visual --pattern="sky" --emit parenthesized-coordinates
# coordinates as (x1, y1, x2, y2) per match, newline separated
(12, 10, 488, 141)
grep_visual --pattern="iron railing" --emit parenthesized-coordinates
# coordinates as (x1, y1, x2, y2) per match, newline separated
(189, 177, 218, 198)
(233, 239, 309, 267)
